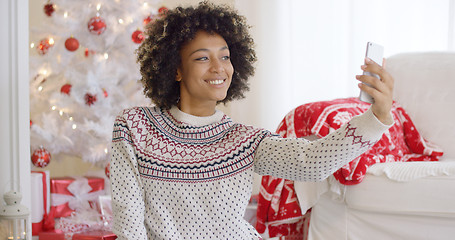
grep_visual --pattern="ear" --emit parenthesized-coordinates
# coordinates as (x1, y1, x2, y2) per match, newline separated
(176, 68, 182, 82)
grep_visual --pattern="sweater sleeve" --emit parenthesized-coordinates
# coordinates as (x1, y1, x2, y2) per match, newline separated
(110, 112, 148, 239)
(253, 108, 392, 182)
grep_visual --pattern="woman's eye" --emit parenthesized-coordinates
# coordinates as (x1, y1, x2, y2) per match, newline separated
(195, 57, 208, 61)
(222, 56, 230, 60)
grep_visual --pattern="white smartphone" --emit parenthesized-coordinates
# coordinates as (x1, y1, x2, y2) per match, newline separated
(359, 42, 384, 104)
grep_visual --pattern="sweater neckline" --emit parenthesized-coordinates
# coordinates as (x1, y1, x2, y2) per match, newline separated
(168, 105, 225, 127)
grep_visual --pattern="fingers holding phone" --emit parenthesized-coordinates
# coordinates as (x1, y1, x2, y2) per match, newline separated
(357, 42, 394, 125)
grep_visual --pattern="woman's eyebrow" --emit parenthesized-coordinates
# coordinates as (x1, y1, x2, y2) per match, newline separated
(189, 46, 229, 56)
(189, 48, 209, 56)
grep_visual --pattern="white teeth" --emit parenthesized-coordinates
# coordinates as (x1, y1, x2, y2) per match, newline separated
(208, 79, 224, 85)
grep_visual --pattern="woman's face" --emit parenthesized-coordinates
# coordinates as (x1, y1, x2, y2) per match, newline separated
(177, 31, 234, 109)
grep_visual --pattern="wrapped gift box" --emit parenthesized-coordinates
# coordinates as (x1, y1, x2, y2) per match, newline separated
(31, 170, 52, 235)
(39, 229, 117, 240)
(50, 176, 105, 219)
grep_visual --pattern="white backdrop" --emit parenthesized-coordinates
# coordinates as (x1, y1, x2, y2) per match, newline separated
(232, 0, 455, 132)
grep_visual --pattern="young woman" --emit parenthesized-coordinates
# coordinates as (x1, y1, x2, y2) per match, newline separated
(110, 2, 394, 239)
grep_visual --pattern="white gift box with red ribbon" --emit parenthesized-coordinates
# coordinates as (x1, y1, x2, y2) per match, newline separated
(49, 176, 105, 219)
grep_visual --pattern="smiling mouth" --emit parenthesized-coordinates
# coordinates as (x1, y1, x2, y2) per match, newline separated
(207, 79, 225, 85)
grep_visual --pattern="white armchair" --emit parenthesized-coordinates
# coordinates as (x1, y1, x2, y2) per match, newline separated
(303, 52, 455, 240)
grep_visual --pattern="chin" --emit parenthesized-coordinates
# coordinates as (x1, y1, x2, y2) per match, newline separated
(213, 92, 228, 102)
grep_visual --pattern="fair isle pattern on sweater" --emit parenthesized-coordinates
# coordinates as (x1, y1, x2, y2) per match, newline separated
(110, 106, 272, 239)
(112, 107, 271, 182)
(345, 122, 376, 148)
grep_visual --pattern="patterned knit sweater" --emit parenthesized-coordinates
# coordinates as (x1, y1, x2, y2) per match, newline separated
(110, 105, 391, 240)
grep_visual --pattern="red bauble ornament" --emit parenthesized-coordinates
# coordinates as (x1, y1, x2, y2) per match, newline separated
(131, 30, 144, 44)
(31, 147, 51, 168)
(65, 37, 79, 51)
(143, 14, 158, 26)
(87, 16, 106, 35)
(44, 3, 55, 17)
(105, 162, 110, 179)
(37, 38, 53, 55)
(158, 6, 168, 16)
(143, 15, 152, 26)
(85, 48, 95, 57)
(84, 93, 97, 106)
(60, 83, 72, 95)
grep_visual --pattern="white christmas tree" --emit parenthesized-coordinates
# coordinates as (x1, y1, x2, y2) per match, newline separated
(29, 0, 167, 166)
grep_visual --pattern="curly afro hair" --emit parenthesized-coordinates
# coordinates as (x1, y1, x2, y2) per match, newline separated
(136, 1, 256, 109)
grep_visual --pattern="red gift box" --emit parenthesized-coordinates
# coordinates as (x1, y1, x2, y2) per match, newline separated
(31, 171, 54, 235)
(50, 176, 105, 219)
(39, 230, 66, 240)
(39, 229, 117, 240)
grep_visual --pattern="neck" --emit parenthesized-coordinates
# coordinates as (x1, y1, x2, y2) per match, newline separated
(177, 101, 217, 117)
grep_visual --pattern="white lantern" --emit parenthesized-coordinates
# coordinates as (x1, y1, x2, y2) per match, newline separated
(0, 191, 29, 240)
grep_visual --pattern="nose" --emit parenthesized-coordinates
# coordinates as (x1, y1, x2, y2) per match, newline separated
(210, 59, 224, 73)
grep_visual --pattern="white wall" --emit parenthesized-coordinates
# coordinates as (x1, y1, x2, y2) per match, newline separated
(0, 0, 31, 238)
(231, 1, 293, 131)
(232, 0, 455, 132)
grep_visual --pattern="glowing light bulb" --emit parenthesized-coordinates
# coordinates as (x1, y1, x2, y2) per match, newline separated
(96, 3, 101, 11)
(59, 110, 63, 116)
(51, 106, 57, 111)
(104, 53, 109, 59)
(49, 38, 54, 45)
(38, 86, 43, 92)
(143, 2, 148, 7)
(104, 148, 108, 154)
(118, 19, 124, 24)
(72, 124, 77, 129)
(64, 11, 68, 18)
(30, 43, 35, 48)
(41, 69, 48, 75)
(69, 117, 74, 121)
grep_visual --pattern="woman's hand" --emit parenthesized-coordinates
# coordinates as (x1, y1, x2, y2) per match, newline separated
(356, 57, 394, 125)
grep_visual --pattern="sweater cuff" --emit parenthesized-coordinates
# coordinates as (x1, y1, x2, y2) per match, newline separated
(367, 107, 395, 128)
(348, 107, 394, 142)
